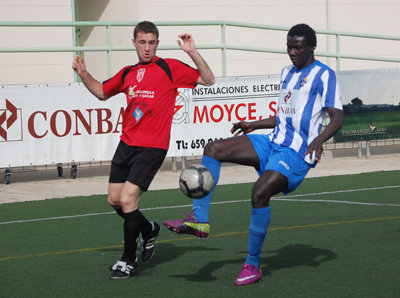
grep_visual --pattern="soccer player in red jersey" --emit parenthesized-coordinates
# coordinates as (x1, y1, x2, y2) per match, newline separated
(73, 21, 215, 279)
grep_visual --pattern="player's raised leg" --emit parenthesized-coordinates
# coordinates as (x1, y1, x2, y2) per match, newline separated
(164, 136, 260, 238)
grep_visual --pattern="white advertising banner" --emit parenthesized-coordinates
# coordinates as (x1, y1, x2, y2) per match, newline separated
(338, 68, 400, 105)
(0, 75, 280, 168)
(0, 84, 125, 168)
(169, 75, 280, 156)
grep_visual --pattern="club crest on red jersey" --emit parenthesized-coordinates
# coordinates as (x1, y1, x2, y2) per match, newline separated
(137, 68, 145, 82)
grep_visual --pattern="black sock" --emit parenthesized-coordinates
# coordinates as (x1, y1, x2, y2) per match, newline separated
(121, 210, 141, 263)
(137, 210, 153, 240)
(114, 207, 124, 218)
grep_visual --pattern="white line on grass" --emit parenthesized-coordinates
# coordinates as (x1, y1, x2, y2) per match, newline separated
(1, 185, 399, 225)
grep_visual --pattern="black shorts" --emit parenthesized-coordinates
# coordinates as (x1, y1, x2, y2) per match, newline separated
(109, 140, 167, 191)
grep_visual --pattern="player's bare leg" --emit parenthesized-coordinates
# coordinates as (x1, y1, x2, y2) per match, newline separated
(109, 182, 160, 279)
(108, 183, 124, 217)
(204, 135, 260, 167)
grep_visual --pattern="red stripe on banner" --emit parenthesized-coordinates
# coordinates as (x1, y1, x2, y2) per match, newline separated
(6, 99, 17, 129)
(0, 110, 7, 141)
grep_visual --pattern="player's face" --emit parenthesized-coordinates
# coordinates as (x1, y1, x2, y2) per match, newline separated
(287, 35, 315, 70)
(133, 32, 159, 64)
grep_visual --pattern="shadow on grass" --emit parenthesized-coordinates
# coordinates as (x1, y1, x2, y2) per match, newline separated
(98, 242, 218, 273)
(141, 242, 221, 271)
(167, 244, 337, 282)
(261, 244, 338, 274)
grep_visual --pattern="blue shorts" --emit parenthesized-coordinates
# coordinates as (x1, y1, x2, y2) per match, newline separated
(247, 134, 311, 194)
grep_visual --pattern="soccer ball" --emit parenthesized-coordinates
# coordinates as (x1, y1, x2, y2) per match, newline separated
(179, 164, 214, 199)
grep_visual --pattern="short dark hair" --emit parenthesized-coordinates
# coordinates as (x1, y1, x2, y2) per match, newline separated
(288, 24, 317, 47)
(134, 21, 159, 39)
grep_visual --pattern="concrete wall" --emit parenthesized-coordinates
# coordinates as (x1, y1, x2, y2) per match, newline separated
(78, 0, 139, 80)
(1, 0, 400, 85)
(0, 0, 73, 85)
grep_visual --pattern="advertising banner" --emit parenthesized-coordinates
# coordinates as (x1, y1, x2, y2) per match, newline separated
(335, 68, 400, 142)
(169, 75, 280, 156)
(0, 84, 125, 168)
(0, 75, 280, 168)
(2, 69, 399, 168)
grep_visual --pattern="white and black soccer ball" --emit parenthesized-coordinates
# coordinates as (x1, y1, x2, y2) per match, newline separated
(179, 164, 214, 199)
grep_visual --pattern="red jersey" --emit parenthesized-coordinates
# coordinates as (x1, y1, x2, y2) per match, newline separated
(103, 56, 199, 150)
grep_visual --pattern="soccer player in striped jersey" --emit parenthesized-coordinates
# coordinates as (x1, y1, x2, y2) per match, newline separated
(164, 23, 343, 286)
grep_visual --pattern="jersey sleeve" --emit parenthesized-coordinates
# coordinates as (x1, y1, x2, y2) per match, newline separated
(102, 66, 129, 96)
(320, 69, 343, 110)
(166, 59, 200, 89)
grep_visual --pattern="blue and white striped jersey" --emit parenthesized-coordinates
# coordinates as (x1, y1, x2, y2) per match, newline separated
(269, 60, 342, 164)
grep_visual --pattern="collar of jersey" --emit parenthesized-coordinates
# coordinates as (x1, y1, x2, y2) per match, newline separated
(294, 60, 318, 72)
(136, 56, 160, 67)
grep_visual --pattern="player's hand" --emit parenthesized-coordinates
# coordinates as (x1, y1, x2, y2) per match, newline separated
(231, 121, 255, 136)
(177, 33, 196, 54)
(72, 55, 87, 76)
(305, 138, 324, 163)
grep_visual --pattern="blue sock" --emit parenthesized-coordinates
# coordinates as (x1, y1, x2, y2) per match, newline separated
(193, 155, 221, 222)
(245, 207, 271, 268)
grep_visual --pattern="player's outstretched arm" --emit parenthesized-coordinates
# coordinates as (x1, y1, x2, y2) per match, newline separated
(231, 116, 277, 136)
(306, 107, 343, 162)
(72, 55, 110, 101)
(177, 33, 215, 86)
